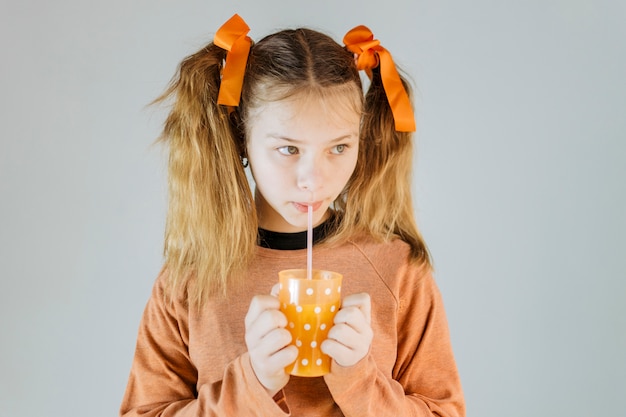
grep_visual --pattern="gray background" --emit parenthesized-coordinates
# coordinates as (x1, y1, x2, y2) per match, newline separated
(1, 1, 624, 416)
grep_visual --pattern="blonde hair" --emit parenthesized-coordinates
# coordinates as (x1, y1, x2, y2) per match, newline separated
(154, 28, 430, 307)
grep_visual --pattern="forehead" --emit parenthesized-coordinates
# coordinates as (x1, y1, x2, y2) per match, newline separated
(246, 89, 362, 133)
(248, 94, 361, 140)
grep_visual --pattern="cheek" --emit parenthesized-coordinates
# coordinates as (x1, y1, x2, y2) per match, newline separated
(249, 156, 290, 191)
(327, 157, 357, 197)
(339, 154, 359, 182)
(247, 146, 269, 178)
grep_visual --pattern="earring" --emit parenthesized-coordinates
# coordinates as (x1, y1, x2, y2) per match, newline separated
(241, 156, 249, 168)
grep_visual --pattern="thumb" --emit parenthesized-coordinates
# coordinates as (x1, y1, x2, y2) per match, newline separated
(270, 283, 280, 297)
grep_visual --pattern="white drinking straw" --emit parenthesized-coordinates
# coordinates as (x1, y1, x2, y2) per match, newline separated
(307, 203, 313, 280)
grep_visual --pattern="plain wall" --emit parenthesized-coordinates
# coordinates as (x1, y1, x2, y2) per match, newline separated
(1, 1, 624, 416)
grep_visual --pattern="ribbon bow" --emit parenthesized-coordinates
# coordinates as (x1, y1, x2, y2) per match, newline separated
(214, 14, 252, 106)
(344, 25, 415, 132)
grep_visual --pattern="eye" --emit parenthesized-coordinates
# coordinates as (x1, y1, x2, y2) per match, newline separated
(330, 144, 347, 155)
(277, 145, 299, 156)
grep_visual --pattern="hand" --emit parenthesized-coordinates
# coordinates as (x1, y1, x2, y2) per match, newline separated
(244, 284, 298, 396)
(321, 292, 373, 368)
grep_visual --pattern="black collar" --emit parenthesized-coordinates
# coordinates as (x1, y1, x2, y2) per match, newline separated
(257, 214, 337, 250)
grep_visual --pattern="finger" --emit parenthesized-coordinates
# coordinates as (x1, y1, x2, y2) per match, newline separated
(249, 329, 294, 383)
(252, 327, 293, 357)
(333, 305, 370, 334)
(245, 309, 288, 348)
(249, 343, 298, 394)
(325, 319, 373, 355)
(264, 344, 298, 370)
(320, 338, 359, 367)
(250, 332, 297, 373)
(340, 293, 371, 324)
(270, 283, 280, 297)
(245, 294, 280, 328)
(326, 322, 365, 348)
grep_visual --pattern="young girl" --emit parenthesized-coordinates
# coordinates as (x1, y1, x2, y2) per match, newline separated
(120, 14, 465, 417)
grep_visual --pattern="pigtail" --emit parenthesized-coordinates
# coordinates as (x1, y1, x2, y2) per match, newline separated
(335, 66, 430, 266)
(154, 43, 257, 306)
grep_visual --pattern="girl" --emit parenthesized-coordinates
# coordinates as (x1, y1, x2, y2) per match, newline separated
(120, 14, 465, 417)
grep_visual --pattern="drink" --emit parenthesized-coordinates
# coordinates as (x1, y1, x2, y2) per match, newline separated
(278, 269, 342, 377)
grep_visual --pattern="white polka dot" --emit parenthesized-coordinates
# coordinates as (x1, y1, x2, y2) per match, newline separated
(316, 359, 323, 366)
(296, 339, 302, 347)
(330, 305, 336, 312)
(279, 283, 283, 290)
(306, 288, 313, 295)
(320, 323, 326, 330)
(310, 341, 317, 348)
(289, 322, 295, 328)
(325, 288, 331, 295)
(314, 306, 321, 314)
(304, 323, 311, 331)
(296, 305, 303, 313)
(301, 359, 309, 366)
(337, 286, 341, 292)
(282, 303, 287, 309)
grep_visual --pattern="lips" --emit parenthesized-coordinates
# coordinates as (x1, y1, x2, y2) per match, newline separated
(293, 201, 323, 213)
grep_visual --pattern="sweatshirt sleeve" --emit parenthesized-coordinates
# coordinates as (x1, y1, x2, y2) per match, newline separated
(119, 272, 290, 417)
(323, 265, 465, 417)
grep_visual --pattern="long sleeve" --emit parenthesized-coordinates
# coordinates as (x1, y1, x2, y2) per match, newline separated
(323, 254, 465, 417)
(119, 272, 289, 417)
(120, 238, 464, 416)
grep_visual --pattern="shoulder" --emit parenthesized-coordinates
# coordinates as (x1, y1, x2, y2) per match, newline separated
(346, 233, 421, 267)
(148, 266, 192, 314)
(347, 233, 409, 255)
(344, 233, 431, 286)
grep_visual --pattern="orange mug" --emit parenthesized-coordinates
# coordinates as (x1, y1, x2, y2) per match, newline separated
(278, 269, 342, 377)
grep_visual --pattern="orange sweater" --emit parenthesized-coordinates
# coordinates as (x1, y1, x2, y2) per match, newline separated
(120, 236, 465, 416)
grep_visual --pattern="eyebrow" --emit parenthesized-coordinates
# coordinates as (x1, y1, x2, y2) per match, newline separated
(266, 134, 358, 144)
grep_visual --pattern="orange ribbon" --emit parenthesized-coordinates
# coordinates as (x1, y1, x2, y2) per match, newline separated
(344, 25, 416, 132)
(214, 14, 252, 106)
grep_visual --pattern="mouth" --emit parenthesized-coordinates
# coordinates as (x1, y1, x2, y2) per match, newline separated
(293, 201, 323, 213)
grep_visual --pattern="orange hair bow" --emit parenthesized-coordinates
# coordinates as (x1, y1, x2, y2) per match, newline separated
(214, 14, 252, 106)
(344, 25, 416, 132)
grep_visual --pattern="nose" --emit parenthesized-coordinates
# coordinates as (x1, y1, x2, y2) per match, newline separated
(297, 154, 325, 196)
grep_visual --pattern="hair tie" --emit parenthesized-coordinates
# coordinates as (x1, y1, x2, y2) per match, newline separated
(344, 25, 416, 132)
(214, 14, 252, 107)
